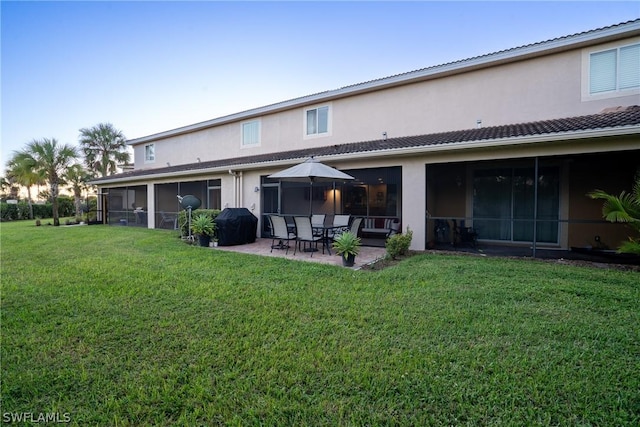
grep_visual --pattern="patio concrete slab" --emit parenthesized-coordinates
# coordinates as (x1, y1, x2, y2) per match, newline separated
(213, 238, 387, 269)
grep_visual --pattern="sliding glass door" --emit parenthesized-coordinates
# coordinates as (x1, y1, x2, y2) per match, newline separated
(473, 166, 559, 243)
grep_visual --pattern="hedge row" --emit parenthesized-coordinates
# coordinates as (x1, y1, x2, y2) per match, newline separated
(1, 197, 75, 221)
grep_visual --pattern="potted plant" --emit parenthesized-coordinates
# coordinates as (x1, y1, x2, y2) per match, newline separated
(332, 231, 361, 267)
(191, 213, 215, 247)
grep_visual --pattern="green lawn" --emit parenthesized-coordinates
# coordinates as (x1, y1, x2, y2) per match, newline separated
(1, 220, 638, 426)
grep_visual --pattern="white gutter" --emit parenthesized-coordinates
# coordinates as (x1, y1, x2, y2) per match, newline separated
(93, 125, 640, 185)
(128, 21, 640, 146)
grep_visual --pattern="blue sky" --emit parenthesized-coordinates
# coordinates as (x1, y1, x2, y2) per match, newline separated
(2, 1, 639, 174)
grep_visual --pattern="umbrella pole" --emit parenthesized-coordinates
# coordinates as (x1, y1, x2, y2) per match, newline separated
(333, 181, 336, 215)
(309, 179, 314, 216)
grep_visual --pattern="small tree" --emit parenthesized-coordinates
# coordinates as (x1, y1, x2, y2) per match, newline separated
(5, 154, 45, 219)
(16, 138, 78, 226)
(64, 164, 93, 221)
(588, 172, 640, 255)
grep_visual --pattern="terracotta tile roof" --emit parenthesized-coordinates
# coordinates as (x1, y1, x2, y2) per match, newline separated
(92, 106, 640, 183)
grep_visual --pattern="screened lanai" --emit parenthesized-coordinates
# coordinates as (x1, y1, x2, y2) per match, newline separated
(259, 166, 402, 239)
(425, 150, 637, 254)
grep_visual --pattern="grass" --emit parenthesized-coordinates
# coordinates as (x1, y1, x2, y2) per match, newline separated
(1, 220, 639, 426)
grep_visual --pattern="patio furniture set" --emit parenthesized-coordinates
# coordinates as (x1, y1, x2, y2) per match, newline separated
(268, 214, 363, 257)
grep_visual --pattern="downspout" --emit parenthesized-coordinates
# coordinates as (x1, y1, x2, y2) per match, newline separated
(229, 170, 241, 208)
(238, 171, 244, 207)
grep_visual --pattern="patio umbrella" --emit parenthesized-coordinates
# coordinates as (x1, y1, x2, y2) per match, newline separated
(268, 156, 355, 215)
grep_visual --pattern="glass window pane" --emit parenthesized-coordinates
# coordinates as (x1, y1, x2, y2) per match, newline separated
(341, 166, 402, 217)
(619, 44, 640, 90)
(473, 167, 559, 243)
(590, 49, 617, 93)
(473, 169, 512, 241)
(242, 121, 259, 145)
(145, 144, 155, 161)
(317, 106, 328, 133)
(306, 109, 317, 135)
(208, 188, 221, 210)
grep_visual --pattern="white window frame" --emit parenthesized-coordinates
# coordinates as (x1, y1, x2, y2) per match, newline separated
(303, 104, 332, 139)
(241, 119, 261, 148)
(144, 144, 155, 163)
(582, 38, 640, 101)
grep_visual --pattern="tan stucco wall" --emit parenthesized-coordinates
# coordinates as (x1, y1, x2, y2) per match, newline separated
(132, 36, 640, 172)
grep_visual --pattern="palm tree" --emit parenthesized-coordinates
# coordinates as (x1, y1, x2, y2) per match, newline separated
(6, 153, 46, 219)
(588, 172, 640, 255)
(64, 164, 94, 221)
(18, 138, 78, 226)
(0, 176, 10, 198)
(79, 123, 130, 177)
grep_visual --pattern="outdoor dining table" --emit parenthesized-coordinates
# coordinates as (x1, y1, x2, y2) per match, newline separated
(283, 217, 347, 255)
(311, 224, 346, 255)
(287, 222, 346, 255)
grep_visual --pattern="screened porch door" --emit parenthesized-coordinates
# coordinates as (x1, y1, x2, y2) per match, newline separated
(261, 183, 280, 236)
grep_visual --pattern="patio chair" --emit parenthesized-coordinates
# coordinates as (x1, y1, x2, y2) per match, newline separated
(332, 217, 363, 241)
(269, 215, 296, 254)
(387, 219, 401, 237)
(433, 219, 450, 243)
(159, 211, 178, 229)
(311, 214, 326, 237)
(452, 219, 478, 248)
(328, 214, 351, 239)
(293, 216, 323, 256)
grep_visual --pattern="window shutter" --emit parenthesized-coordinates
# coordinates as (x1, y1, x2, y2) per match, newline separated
(619, 44, 640, 90)
(590, 49, 616, 93)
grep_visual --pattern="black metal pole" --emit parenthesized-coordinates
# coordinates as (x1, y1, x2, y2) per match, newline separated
(533, 157, 539, 258)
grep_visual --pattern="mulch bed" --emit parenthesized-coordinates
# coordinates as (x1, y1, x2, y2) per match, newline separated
(361, 250, 640, 272)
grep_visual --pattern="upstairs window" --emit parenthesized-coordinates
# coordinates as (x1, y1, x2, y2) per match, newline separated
(242, 120, 260, 146)
(306, 106, 329, 136)
(144, 144, 155, 162)
(590, 43, 640, 94)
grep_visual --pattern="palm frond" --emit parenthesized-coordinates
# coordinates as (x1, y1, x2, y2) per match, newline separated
(618, 238, 640, 255)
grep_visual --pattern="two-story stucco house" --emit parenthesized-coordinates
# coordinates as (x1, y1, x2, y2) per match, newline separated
(91, 20, 640, 255)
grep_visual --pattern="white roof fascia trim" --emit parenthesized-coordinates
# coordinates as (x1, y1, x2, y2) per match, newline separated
(92, 158, 308, 185)
(94, 126, 639, 186)
(128, 21, 640, 146)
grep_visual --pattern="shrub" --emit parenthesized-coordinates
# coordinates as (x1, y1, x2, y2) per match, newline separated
(1, 198, 76, 222)
(57, 196, 75, 218)
(332, 231, 361, 260)
(190, 213, 215, 237)
(32, 203, 53, 219)
(178, 209, 221, 236)
(385, 226, 413, 260)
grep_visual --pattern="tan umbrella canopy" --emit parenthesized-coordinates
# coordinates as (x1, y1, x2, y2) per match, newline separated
(268, 157, 355, 214)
